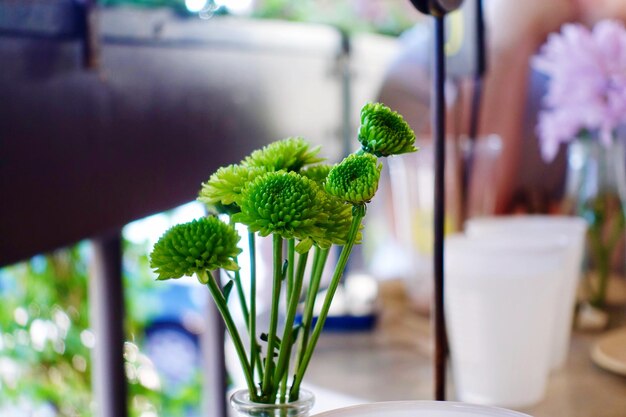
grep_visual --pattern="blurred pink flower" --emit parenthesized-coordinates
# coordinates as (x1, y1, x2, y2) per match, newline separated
(533, 20, 626, 161)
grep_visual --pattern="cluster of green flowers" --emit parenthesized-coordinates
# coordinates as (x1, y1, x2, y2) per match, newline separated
(149, 102, 416, 404)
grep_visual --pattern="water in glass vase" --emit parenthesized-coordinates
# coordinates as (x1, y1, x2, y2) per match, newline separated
(230, 389, 315, 417)
(564, 136, 626, 312)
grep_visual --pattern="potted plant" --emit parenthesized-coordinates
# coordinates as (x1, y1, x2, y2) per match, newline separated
(149, 102, 417, 416)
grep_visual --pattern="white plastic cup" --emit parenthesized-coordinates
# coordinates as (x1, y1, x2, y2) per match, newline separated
(445, 234, 569, 408)
(385, 135, 502, 311)
(465, 216, 587, 369)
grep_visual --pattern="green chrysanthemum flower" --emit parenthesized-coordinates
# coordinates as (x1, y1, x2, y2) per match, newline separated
(312, 191, 361, 248)
(325, 153, 382, 204)
(300, 164, 332, 186)
(358, 102, 417, 157)
(243, 137, 324, 172)
(232, 171, 326, 240)
(198, 164, 267, 209)
(150, 217, 242, 281)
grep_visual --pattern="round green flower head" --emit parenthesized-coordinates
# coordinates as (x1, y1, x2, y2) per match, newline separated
(358, 102, 417, 157)
(243, 137, 324, 172)
(312, 192, 361, 248)
(325, 153, 382, 204)
(300, 164, 332, 186)
(232, 171, 326, 240)
(150, 217, 242, 282)
(198, 164, 267, 208)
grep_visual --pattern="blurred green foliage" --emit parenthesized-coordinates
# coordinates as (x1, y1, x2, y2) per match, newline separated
(252, 0, 418, 36)
(0, 248, 93, 416)
(0, 240, 202, 417)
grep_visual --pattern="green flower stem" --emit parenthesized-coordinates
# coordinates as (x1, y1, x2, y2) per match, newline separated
(608, 211, 626, 248)
(201, 270, 256, 398)
(588, 211, 625, 308)
(280, 365, 289, 404)
(294, 246, 329, 370)
(279, 239, 302, 403)
(287, 239, 295, 302)
(248, 231, 263, 383)
(233, 269, 249, 326)
(586, 193, 626, 308)
(272, 250, 309, 402)
(591, 242, 610, 308)
(261, 234, 284, 398)
(228, 219, 250, 328)
(289, 204, 365, 401)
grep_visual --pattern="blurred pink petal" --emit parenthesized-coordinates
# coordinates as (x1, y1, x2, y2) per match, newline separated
(532, 20, 626, 160)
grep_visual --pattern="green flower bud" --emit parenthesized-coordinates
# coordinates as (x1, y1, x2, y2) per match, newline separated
(325, 153, 382, 204)
(358, 102, 417, 157)
(232, 171, 326, 240)
(243, 137, 324, 172)
(198, 164, 267, 209)
(150, 217, 242, 281)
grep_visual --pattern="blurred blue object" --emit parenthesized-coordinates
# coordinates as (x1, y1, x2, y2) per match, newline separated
(141, 280, 206, 389)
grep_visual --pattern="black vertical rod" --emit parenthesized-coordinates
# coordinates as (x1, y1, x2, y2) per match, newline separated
(461, 76, 482, 221)
(433, 14, 448, 401)
(461, 0, 486, 221)
(79, 0, 100, 70)
(473, 0, 487, 78)
(89, 233, 128, 417)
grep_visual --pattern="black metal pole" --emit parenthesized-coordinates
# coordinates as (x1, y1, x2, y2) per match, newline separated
(79, 0, 100, 70)
(461, 0, 486, 221)
(462, 76, 482, 221)
(89, 232, 128, 417)
(409, 0, 463, 402)
(433, 14, 448, 402)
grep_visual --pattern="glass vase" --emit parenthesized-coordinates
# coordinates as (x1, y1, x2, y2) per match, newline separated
(230, 389, 315, 417)
(564, 136, 626, 309)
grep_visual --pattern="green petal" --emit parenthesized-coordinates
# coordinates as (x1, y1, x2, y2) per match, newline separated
(243, 137, 325, 172)
(295, 238, 313, 254)
(222, 259, 241, 271)
(198, 164, 267, 209)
